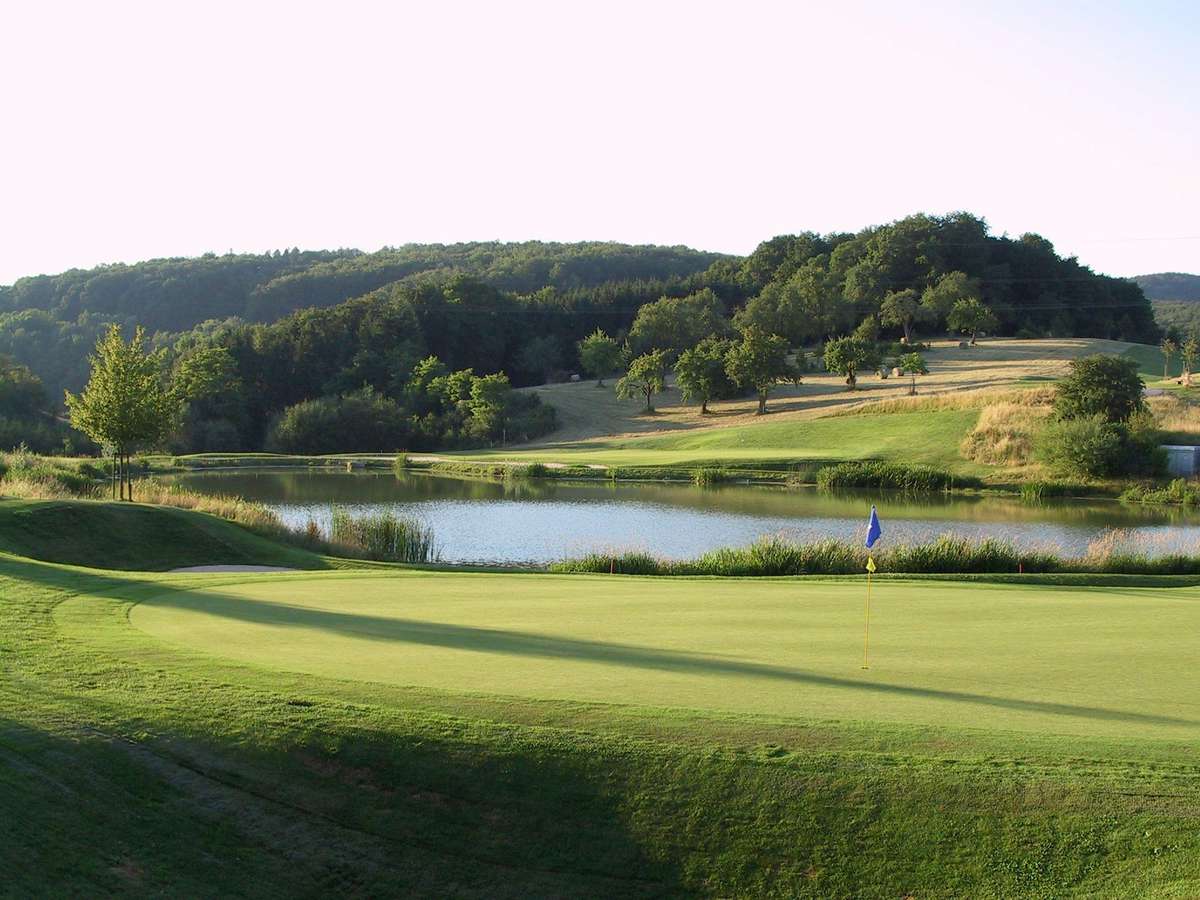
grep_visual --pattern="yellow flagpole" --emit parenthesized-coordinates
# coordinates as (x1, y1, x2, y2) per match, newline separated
(862, 556, 875, 669)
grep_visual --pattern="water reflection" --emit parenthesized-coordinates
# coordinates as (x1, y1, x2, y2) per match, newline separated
(165, 469, 1200, 565)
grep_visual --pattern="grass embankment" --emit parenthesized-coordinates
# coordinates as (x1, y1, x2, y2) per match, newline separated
(455, 408, 985, 475)
(0, 499, 325, 570)
(2, 548, 1197, 896)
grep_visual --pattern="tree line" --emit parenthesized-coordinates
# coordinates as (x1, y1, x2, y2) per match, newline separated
(0, 213, 1162, 455)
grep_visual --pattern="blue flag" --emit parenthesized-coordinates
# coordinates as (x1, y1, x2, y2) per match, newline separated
(864, 505, 882, 549)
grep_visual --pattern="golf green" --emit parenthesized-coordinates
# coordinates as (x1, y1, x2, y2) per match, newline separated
(126, 572, 1200, 741)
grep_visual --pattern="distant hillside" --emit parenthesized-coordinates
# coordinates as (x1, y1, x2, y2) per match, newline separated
(1134, 272, 1200, 302)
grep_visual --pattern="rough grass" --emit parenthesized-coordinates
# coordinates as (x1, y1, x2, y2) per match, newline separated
(960, 402, 1055, 465)
(552, 532, 1200, 576)
(1147, 393, 1200, 443)
(829, 384, 1057, 418)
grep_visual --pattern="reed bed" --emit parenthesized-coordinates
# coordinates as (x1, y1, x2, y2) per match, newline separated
(551, 531, 1200, 576)
(329, 505, 439, 563)
(815, 461, 973, 492)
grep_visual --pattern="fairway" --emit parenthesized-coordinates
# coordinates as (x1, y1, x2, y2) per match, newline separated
(123, 571, 1200, 742)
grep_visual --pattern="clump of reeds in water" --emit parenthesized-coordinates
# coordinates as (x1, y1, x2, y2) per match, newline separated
(329, 505, 439, 563)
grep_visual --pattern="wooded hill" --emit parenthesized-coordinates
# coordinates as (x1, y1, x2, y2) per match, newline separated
(0, 213, 1160, 454)
(1135, 272, 1200, 302)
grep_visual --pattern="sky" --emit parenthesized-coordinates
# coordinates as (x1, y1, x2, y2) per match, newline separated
(1, 0, 1197, 284)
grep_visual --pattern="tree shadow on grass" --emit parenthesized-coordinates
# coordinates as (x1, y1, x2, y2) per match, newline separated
(144, 585, 1197, 729)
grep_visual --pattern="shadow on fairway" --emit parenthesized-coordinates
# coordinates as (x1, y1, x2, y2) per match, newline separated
(144, 586, 1197, 729)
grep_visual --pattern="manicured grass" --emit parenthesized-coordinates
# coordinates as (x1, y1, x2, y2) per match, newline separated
(123, 571, 1200, 743)
(3, 552, 1200, 896)
(0, 499, 325, 570)
(457, 408, 984, 474)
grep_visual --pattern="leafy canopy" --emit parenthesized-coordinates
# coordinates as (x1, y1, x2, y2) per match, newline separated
(577, 329, 623, 386)
(724, 328, 801, 414)
(822, 337, 881, 390)
(1053, 355, 1144, 423)
(617, 349, 670, 413)
(674, 337, 733, 414)
(65, 324, 180, 454)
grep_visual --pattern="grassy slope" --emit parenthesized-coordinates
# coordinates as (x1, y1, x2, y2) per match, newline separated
(459, 409, 983, 473)
(0, 499, 325, 570)
(1, 546, 1196, 896)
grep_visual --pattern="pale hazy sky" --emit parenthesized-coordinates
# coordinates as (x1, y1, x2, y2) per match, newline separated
(2, 0, 1197, 284)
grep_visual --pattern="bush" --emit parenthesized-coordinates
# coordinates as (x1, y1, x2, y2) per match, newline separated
(265, 388, 409, 454)
(1120, 478, 1200, 506)
(1034, 414, 1164, 479)
(815, 461, 975, 492)
(1053, 355, 1145, 422)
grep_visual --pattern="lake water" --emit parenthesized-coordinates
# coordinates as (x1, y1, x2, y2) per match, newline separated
(165, 469, 1200, 565)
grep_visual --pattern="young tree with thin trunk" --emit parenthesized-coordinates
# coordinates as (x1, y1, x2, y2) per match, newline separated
(617, 349, 670, 413)
(66, 325, 180, 501)
(577, 329, 623, 387)
(724, 328, 802, 415)
(896, 352, 929, 396)
(1182, 335, 1198, 387)
(1161, 336, 1177, 379)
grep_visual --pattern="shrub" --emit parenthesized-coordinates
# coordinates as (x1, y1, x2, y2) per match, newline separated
(1034, 414, 1164, 479)
(265, 388, 410, 454)
(1053, 355, 1145, 422)
(1120, 478, 1200, 506)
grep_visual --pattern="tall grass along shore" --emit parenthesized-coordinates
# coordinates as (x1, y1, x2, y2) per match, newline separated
(551, 532, 1200, 577)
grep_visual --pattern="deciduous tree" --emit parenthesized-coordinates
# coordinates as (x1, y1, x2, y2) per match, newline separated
(724, 328, 801, 415)
(823, 337, 881, 391)
(674, 337, 733, 414)
(577, 329, 623, 386)
(947, 297, 998, 344)
(617, 349, 670, 413)
(65, 325, 180, 501)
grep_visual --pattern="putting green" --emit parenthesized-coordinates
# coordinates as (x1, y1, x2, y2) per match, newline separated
(128, 572, 1200, 740)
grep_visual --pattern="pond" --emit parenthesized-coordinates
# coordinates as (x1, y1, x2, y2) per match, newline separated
(164, 469, 1200, 565)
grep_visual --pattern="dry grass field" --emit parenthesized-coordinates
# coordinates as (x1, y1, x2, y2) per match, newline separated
(520, 338, 1155, 447)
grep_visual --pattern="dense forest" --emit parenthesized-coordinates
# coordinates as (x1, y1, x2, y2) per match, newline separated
(1134, 272, 1200, 302)
(1, 213, 1161, 454)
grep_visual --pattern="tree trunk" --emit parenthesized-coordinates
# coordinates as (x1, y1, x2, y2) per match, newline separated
(847, 369, 857, 391)
(902, 321, 912, 344)
(756, 391, 767, 415)
(970, 330, 978, 345)
(644, 386, 653, 413)
(909, 374, 917, 396)
(700, 398, 709, 415)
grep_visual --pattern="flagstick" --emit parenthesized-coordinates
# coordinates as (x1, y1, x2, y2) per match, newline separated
(862, 567, 872, 670)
